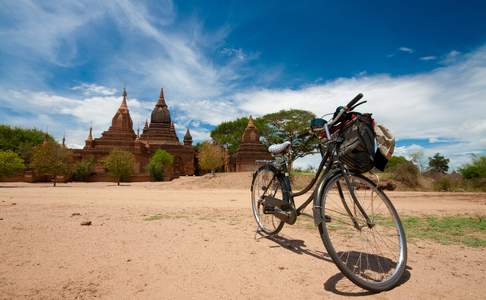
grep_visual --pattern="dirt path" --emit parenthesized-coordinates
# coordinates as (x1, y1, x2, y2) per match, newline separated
(1, 181, 485, 299)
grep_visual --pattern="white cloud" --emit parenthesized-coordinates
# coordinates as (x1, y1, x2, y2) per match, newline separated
(398, 47, 414, 53)
(0, 1, 105, 66)
(0, 1, 485, 170)
(72, 83, 117, 96)
(230, 46, 486, 168)
(420, 56, 437, 61)
(441, 50, 461, 65)
(0, 87, 152, 144)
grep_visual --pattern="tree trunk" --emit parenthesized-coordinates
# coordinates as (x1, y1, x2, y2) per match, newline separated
(53, 177, 57, 187)
(287, 151, 294, 174)
(211, 169, 215, 177)
(117, 180, 120, 186)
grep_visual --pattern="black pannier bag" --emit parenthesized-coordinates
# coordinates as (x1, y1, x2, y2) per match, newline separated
(336, 113, 376, 173)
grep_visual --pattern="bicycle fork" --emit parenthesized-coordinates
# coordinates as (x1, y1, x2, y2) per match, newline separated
(312, 170, 374, 230)
(339, 169, 374, 230)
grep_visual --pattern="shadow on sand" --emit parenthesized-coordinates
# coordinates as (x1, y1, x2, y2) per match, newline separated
(263, 233, 411, 296)
(265, 234, 333, 263)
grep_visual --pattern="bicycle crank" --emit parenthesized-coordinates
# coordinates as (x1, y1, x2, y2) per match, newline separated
(262, 196, 297, 225)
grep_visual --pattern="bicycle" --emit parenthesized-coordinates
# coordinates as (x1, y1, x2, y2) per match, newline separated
(251, 94, 407, 292)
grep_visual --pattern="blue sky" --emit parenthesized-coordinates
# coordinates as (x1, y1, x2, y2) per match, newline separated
(1, 0, 485, 169)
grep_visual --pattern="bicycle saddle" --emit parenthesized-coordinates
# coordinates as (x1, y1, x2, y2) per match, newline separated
(268, 141, 291, 154)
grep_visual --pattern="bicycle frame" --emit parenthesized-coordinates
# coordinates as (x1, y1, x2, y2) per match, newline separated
(260, 132, 373, 229)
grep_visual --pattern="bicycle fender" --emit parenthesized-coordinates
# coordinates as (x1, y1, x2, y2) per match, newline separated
(312, 170, 341, 226)
(251, 164, 292, 206)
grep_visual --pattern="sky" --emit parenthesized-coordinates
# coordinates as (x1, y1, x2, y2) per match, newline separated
(1, 0, 485, 170)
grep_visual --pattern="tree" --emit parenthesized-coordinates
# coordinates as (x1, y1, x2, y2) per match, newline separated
(0, 150, 25, 178)
(210, 116, 267, 153)
(198, 142, 224, 175)
(428, 153, 450, 174)
(30, 140, 73, 186)
(103, 149, 135, 186)
(384, 155, 420, 187)
(459, 155, 486, 179)
(148, 149, 174, 181)
(410, 150, 425, 172)
(385, 156, 409, 172)
(261, 109, 316, 171)
(0, 125, 54, 165)
(72, 156, 96, 182)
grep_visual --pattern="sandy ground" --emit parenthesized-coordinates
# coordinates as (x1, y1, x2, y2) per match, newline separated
(1, 174, 486, 299)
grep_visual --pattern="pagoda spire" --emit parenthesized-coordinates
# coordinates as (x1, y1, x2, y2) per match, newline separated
(184, 128, 193, 146)
(120, 88, 128, 109)
(87, 126, 93, 141)
(247, 115, 256, 128)
(184, 128, 192, 139)
(42, 132, 49, 146)
(156, 88, 167, 107)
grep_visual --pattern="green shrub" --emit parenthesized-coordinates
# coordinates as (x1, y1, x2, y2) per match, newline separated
(460, 155, 486, 179)
(31, 140, 73, 186)
(148, 149, 174, 181)
(0, 150, 25, 178)
(433, 176, 458, 191)
(72, 157, 95, 181)
(103, 149, 135, 185)
(391, 160, 420, 187)
(457, 155, 486, 192)
(385, 156, 409, 172)
(0, 125, 53, 164)
(198, 142, 223, 175)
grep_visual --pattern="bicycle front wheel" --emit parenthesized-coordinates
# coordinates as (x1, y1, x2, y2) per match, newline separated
(318, 173, 407, 292)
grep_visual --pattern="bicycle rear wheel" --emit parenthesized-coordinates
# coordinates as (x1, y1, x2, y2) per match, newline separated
(317, 173, 407, 291)
(251, 165, 286, 235)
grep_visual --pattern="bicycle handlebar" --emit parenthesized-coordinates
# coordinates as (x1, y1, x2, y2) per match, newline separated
(328, 93, 364, 126)
(346, 93, 363, 110)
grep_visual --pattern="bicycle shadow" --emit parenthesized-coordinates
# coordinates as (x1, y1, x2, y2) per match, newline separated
(263, 234, 411, 296)
(324, 269, 411, 296)
(264, 234, 333, 262)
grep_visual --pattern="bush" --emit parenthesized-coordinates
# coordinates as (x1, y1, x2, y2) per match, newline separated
(0, 150, 25, 178)
(391, 160, 420, 187)
(148, 149, 174, 181)
(433, 176, 457, 192)
(72, 157, 95, 181)
(198, 142, 223, 175)
(459, 155, 486, 179)
(103, 149, 135, 185)
(385, 156, 409, 172)
(458, 155, 486, 192)
(384, 156, 420, 187)
(31, 140, 73, 186)
(0, 125, 53, 164)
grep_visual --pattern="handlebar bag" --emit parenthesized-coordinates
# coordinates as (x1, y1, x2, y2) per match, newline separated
(338, 113, 376, 173)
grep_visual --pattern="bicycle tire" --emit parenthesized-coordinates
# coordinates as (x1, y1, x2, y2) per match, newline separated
(251, 165, 288, 235)
(317, 173, 407, 292)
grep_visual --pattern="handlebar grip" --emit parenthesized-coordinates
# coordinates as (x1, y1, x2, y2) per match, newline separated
(346, 93, 363, 110)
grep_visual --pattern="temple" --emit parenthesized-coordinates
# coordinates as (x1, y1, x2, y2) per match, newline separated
(225, 116, 271, 172)
(72, 88, 195, 180)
